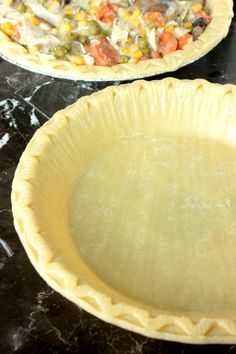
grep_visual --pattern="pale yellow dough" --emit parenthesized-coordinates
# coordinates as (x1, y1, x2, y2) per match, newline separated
(69, 136, 236, 315)
(12, 79, 236, 343)
(0, 0, 234, 80)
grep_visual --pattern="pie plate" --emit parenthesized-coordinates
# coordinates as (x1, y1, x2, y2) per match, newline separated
(11, 78, 236, 344)
(0, 0, 234, 81)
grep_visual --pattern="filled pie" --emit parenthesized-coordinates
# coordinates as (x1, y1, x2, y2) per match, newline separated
(0, 0, 233, 79)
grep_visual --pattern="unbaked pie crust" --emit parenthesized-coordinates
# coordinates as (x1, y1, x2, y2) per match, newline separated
(12, 78, 236, 343)
(0, 0, 234, 80)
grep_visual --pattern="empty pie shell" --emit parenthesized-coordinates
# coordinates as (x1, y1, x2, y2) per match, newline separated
(0, 0, 234, 81)
(12, 78, 236, 344)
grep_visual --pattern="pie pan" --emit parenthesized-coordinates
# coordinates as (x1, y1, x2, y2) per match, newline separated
(0, 0, 234, 81)
(12, 78, 236, 344)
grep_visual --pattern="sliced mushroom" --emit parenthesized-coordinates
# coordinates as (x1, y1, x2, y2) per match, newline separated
(130, 0, 168, 13)
(192, 25, 204, 40)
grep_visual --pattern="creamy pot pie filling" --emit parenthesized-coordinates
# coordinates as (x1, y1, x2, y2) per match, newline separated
(0, 0, 211, 66)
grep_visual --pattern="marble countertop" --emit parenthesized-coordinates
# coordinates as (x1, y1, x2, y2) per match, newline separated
(1, 16, 236, 353)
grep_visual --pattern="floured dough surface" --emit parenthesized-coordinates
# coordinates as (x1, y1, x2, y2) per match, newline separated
(68, 135, 236, 315)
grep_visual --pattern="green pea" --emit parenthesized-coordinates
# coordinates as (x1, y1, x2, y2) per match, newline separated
(63, 33, 73, 42)
(79, 35, 88, 44)
(16, 3, 27, 12)
(52, 45, 67, 58)
(102, 29, 111, 37)
(138, 37, 149, 48)
(127, 36, 134, 44)
(63, 42, 72, 51)
(64, 13, 73, 19)
(72, 32, 79, 40)
(119, 55, 129, 64)
(88, 20, 101, 36)
(140, 46, 150, 55)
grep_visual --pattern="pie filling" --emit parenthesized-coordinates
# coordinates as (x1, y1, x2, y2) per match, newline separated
(0, 0, 211, 66)
(69, 135, 236, 315)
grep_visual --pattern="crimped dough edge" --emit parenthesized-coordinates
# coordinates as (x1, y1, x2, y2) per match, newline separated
(11, 78, 236, 344)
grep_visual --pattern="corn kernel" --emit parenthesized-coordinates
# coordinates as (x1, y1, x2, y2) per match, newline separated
(28, 16, 41, 26)
(5, 28, 13, 36)
(138, 29, 146, 36)
(131, 45, 143, 59)
(51, 28, 58, 35)
(132, 44, 139, 51)
(78, 20, 87, 26)
(29, 45, 40, 53)
(165, 25, 174, 32)
(75, 11, 87, 21)
(183, 21, 193, 30)
(122, 47, 130, 54)
(90, 6, 97, 14)
(119, 8, 129, 18)
(1, 22, 13, 36)
(192, 3, 202, 12)
(70, 55, 85, 65)
(59, 22, 72, 32)
(130, 7, 141, 20)
(1, 22, 13, 31)
(3, 0, 13, 6)
(132, 50, 142, 59)
(128, 18, 140, 27)
(124, 14, 131, 21)
(65, 8, 73, 15)
(119, 8, 131, 21)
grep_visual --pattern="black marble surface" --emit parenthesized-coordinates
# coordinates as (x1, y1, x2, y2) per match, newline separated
(1, 15, 236, 354)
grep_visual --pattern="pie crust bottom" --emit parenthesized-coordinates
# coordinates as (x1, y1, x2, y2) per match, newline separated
(69, 135, 236, 317)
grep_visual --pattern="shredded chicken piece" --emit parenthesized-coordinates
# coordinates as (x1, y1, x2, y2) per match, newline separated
(22, 0, 62, 25)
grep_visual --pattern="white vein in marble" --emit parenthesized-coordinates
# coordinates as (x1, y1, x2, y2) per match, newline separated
(0, 98, 20, 128)
(24, 81, 52, 102)
(30, 107, 40, 126)
(0, 238, 14, 257)
(0, 132, 10, 149)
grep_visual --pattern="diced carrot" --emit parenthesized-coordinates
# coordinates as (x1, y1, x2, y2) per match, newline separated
(155, 50, 162, 58)
(96, 3, 107, 19)
(95, 3, 116, 24)
(159, 32, 178, 55)
(150, 49, 162, 58)
(88, 38, 119, 66)
(102, 12, 115, 23)
(143, 12, 166, 28)
(178, 33, 193, 50)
